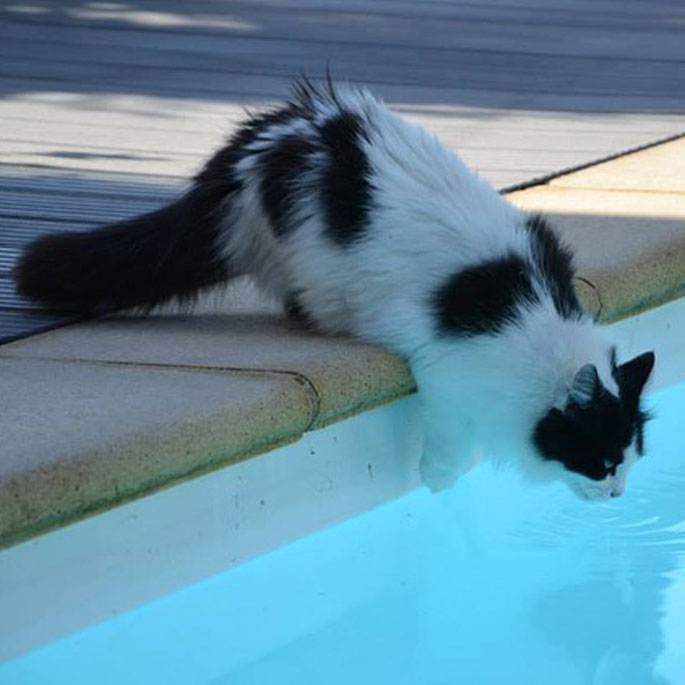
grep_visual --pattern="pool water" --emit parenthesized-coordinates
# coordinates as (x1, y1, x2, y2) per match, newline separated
(2, 381, 684, 684)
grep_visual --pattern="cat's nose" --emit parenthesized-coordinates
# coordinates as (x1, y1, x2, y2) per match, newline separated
(610, 487, 624, 498)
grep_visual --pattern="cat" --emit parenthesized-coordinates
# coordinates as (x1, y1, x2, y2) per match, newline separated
(15, 78, 655, 502)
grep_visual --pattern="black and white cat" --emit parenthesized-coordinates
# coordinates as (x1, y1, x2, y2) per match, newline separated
(16, 79, 655, 501)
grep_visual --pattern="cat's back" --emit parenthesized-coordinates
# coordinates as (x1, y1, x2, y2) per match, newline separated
(272, 84, 526, 342)
(237, 79, 521, 258)
(308, 84, 520, 247)
(227, 81, 531, 346)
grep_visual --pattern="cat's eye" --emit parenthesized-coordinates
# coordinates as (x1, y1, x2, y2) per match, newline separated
(603, 459, 617, 476)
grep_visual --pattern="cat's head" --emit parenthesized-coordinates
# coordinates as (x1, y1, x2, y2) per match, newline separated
(532, 350, 655, 502)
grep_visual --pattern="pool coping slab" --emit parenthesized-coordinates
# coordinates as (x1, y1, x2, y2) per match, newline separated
(509, 186, 685, 322)
(0, 357, 318, 549)
(1, 136, 684, 549)
(0, 311, 416, 431)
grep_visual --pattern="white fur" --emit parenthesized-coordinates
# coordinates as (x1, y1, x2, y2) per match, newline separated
(218, 86, 633, 501)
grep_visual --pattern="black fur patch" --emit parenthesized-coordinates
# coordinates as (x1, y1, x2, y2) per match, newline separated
(260, 135, 317, 237)
(15, 187, 231, 313)
(533, 388, 634, 481)
(633, 408, 650, 456)
(196, 105, 301, 194)
(535, 350, 655, 479)
(284, 292, 316, 328)
(525, 215, 583, 319)
(433, 254, 538, 336)
(318, 112, 372, 246)
(291, 73, 342, 115)
(612, 350, 655, 455)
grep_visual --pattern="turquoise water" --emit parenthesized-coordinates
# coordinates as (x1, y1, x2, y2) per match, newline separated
(2, 381, 684, 684)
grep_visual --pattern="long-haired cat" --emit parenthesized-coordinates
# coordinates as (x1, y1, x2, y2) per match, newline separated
(15, 78, 655, 501)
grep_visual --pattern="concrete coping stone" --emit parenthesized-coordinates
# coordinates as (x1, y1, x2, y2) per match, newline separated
(1, 137, 684, 549)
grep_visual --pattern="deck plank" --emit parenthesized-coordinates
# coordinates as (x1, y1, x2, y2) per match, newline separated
(3, 2, 685, 59)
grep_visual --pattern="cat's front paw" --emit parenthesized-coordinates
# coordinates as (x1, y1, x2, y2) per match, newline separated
(419, 451, 460, 493)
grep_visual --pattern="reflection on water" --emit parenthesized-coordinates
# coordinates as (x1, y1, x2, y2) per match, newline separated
(1, 384, 683, 684)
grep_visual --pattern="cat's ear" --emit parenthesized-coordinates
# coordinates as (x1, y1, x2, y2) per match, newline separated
(614, 351, 655, 404)
(569, 363, 601, 407)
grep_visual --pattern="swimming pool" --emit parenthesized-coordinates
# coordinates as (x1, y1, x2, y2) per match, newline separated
(1, 367, 684, 683)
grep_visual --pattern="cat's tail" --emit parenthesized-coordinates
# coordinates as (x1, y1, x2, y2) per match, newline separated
(15, 183, 237, 314)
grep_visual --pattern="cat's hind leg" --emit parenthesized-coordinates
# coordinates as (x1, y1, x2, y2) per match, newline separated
(284, 292, 317, 329)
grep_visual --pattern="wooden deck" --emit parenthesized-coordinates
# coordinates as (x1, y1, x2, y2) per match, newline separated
(1, 0, 685, 343)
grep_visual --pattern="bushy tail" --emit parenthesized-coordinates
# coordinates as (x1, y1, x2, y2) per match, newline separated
(15, 186, 234, 314)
